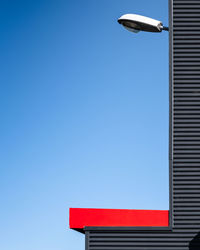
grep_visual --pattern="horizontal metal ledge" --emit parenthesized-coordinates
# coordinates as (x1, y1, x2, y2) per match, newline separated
(174, 40, 200, 43)
(174, 6, 200, 10)
(175, 45, 200, 48)
(89, 238, 195, 242)
(175, 93, 200, 96)
(173, 157, 200, 161)
(174, 150, 200, 153)
(84, 226, 171, 232)
(174, 116, 200, 119)
(174, 106, 200, 109)
(174, 10, 200, 13)
(174, 190, 200, 193)
(173, 119, 200, 122)
(173, 13, 200, 16)
(174, 34, 200, 37)
(174, 198, 200, 201)
(174, 149, 200, 152)
(174, 1, 200, 5)
(174, 23, 200, 26)
(174, 171, 200, 174)
(175, 83, 200, 86)
(174, 55, 200, 58)
(88, 232, 198, 237)
(88, 242, 189, 247)
(174, 63, 200, 66)
(174, 58, 200, 61)
(174, 53, 200, 57)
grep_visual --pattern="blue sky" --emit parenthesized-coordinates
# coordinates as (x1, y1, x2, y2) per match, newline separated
(1, 0, 169, 249)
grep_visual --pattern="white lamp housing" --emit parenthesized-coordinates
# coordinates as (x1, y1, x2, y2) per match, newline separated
(118, 14, 164, 33)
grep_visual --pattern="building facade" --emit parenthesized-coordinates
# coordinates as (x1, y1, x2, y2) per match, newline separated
(70, 1, 200, 249)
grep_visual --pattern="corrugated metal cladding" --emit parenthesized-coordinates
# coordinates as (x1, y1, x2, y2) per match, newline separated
(84, 0, 200, 249)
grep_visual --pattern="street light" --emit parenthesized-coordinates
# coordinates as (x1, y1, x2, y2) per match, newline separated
(118, 14, 168, 33)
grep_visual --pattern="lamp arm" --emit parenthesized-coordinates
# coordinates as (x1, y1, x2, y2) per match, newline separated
(162, 26, 169, 31)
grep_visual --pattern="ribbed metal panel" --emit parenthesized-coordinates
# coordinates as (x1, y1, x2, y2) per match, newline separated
(85, 0, 200, 249)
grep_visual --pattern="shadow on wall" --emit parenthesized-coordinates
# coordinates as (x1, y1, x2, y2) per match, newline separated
(189, 232, 200, 249)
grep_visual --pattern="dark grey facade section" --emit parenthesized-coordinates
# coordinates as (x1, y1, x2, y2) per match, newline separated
(84, 0, 200, 249)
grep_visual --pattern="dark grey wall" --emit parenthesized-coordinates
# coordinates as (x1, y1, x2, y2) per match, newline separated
(85, 0, 200, 249)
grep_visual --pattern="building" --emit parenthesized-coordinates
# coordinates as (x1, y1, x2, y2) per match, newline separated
(70, 1, 200, 249)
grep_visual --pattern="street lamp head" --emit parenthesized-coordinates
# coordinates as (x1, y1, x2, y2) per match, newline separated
(118, 14, 168, 33)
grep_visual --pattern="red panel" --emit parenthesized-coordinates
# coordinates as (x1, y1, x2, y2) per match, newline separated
(69, 208, 169, 229)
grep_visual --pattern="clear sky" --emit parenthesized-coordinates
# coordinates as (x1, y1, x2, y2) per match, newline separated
(1, 0, 169, 249)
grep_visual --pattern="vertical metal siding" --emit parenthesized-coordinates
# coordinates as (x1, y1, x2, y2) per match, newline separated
(173, 0, 200, 239)
(85, 0, 200, 249)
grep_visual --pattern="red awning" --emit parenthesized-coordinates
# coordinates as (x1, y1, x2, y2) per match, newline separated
(69, 208, 169, 231)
